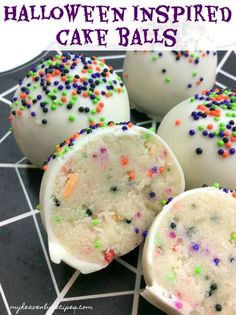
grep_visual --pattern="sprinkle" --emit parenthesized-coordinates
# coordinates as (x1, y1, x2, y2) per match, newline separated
(194, 266, 203, 275)
(213, 258, 220, 266)
(92, 219, 99, 226)
(94, 240, 101, 248)
(86, 209, 93, 216)
(63, 173, 78, 198)
(175, 119, 181, 126)
(175, 301, 183, 310)
(127, 170, 136, 180)
(215, 304, 222, 312)
(192, 243, 200, 251)
(134, 227, 139, 234)
(165, 76, 171, 83)
(104, 249, 115, 263)
(196, 147, 203, 154)
(121, 156, 129, 166)
(231, 232, 236, 241)
(54, 215, 61, 224)
(69, 114, 75, 122)
(149, 192, 156, 199)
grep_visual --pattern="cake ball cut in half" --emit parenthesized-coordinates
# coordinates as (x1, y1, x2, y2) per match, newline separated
(158, 88, 236, 189)
(123, 51, 217, 120)
(142, 187, 236, 315)
(39, 123, 184, 273)
(9, 53, 130, 167)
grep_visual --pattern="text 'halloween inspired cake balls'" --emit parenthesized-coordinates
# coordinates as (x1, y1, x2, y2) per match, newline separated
(142, 187, 236, 315)
(158, 88, 236, 189)
(39, 122, 184, 273)
(123, 51, 217, 120)
(9, 53, 130, 166)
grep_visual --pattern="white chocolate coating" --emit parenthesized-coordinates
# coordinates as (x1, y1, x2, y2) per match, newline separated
(158, 89, 236, 189)
(40, 124, 184, 273)
(142, 188, 236, 315)
(123, 51, 217, 120)
(10, 53, 130, 167)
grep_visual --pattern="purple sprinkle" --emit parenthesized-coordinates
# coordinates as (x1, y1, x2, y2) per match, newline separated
(31, 112, 36, 117)
(192, 243, 199, 251)
(134, 227, 139, 234)
(152, 166, 158, 173)
(149, 192, 156, 199)
(213, 258, 220, 266)
(142, 230, 148, 238)
(122, 126, 128, 131)
(100, 147, 107, 153)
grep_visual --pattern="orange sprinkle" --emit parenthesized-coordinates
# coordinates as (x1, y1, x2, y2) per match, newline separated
(96, 66, 101, 72)
(17, 110, 23, 116)
(96, 105, 102, 113)
(95, 90, 100, 96)
(222, 151, 229, 158)
(128, 122, 133, 128)
(82, 69, 86, 73)
(63, 173, 78, 199)
(54, 69, 60, 76)
(105, 92, 110, 97)
(175, 119, 182, 126)
(71, 90, 77, 95)
(61, 76, 67, 82)
(232, 192, 236, 198)
(82, 92, 88, 97)
(123, 73, 128, 79)
(224, 131, 230, 136)
(127, 171, 136, 180)
(117, 87, 122, 93)
(98, 102, 104, 108)
(159, 167, 165, 174)
(20, 93, 27, 99)
(42, 165, 48, 171)
(231, 137, 236, 142)
(225, 142, 232, 149)
(8, 115, 13, 122)
(121, 156, 129, 166)
(61, 96, 67, 103)
(207, 124, 213, 130)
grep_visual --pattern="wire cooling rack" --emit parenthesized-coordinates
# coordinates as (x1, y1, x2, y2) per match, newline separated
(0, 50, 235, 315)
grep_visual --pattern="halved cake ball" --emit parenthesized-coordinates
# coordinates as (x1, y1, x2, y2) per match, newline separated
(142, 187, 236, 315)
(158, 88, 236, 189)
(9, 53, 130, 166)
(40, 123, 184, 273)
(123, 51, 217, 120)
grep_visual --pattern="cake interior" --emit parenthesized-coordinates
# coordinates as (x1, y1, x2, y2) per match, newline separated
(50, 130, 182, 267)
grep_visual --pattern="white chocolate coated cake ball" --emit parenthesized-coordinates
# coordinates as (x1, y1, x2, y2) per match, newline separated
(40, 123, 184, 273)
(158, 88, 236, 189)
(9, 53, 130, 166)
(142, 187, 236, 315)
(123, 51, 217, 120)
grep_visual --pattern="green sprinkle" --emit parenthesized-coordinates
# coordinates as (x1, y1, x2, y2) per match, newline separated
(51, 104, 57, 110)
(69, 114, 75, 122)
(217, 140, 224, 147)
(89, 117, 94, 123)
(165, 76, 171, 83)
(160, 199, 167, 206)
(167, 272, 176, 282)
(231, 232, 236, 241)
(194, 266, 202, 275)
(94, 240, 101, 248)
(212, 182, 220, 189)
(92, 219, 99, 226)
(36, 204, 40, 210)
(91, 109, 96, 115)
(192, 72, 197, 77)
(198, 125, 204, 131)
(62, 91, 67, 96)
(152, 55, 158, 61)
(100, 117, 105, 122)
(54, 215, 62, 224)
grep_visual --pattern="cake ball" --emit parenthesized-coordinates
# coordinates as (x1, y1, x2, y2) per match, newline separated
(9, 53, 130, 166)
(142, 187, 236, 315)
(123, 51, 217, 120)
(158, 88, 236, 189)
(40, 123, 184, 273)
